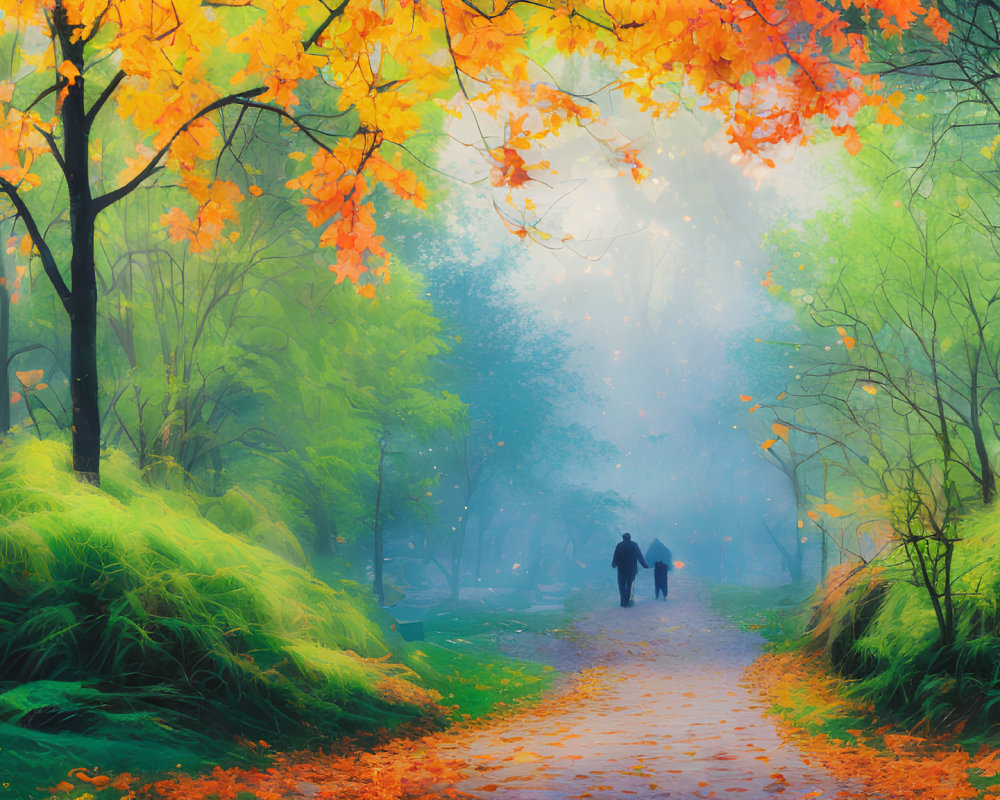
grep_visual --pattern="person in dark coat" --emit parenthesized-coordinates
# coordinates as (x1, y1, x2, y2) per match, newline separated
(645, 538, 673, 600)
(611, 532, 649, 607)
(653, 560, 670, 600)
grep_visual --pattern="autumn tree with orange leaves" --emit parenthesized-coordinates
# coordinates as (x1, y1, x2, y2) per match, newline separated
(0, 0, 949, 484)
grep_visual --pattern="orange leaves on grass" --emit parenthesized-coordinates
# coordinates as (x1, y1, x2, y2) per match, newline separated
(147, 668, 615, 800)
(50, 770, 131, 797)
(744, 589, 1000, 797)
(803, 723, 997, 799)
(69, 768, 111, 789)
(146, 724, 469, 800)
(744, 650, 872, 737)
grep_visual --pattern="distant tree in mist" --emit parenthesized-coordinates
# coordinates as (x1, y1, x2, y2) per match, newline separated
(248, 267, 464, 586)
(403, 231, 601, 600)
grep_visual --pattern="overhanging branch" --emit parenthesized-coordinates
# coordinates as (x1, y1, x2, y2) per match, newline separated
(92, 86, 268, 214)
(0, 177, 70, 311)
(86, 69, 126, 127)
(304, 0, 350, 50)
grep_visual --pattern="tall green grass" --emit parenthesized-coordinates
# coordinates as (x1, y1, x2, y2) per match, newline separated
(805, 505, 1000, 732)
(0, 437, 438, 749)
(0, 438, 587, 797)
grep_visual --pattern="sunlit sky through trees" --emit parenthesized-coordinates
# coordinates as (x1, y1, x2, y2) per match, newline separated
(437, 94, 840, 575)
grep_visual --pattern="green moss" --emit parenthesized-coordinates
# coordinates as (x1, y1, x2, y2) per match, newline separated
(407, 639, 555, 720)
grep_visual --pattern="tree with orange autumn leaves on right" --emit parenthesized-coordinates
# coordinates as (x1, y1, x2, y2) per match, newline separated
(0, 0, 950, 485)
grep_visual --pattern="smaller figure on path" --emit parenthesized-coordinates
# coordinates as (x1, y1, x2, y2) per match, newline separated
(645, 538, 673, 600)
(653, 561, 669, 600)
(611, 532, 649, 607)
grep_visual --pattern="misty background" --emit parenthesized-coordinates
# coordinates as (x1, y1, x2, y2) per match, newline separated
(383, 103, 843, 601)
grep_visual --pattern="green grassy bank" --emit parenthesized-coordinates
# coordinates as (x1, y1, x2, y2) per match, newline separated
(0, 438, 565, 799)
(710, 501, 1000, 741)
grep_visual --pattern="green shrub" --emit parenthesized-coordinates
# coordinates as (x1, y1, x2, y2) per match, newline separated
(0, 437, 438, 746)
(806, 504, 1000, 730)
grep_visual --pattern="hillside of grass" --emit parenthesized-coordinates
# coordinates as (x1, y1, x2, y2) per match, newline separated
(726, 503, 1000, 737)
(0, 438, 565, 799)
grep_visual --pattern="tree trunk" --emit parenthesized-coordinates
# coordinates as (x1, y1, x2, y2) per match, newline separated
(372, 434, 387, 606)
(475, 516, 483, 582)
(820, 462, 829, 583)
(59, 9, 101, 484)
(821, 525, 829, 583)
(450, 517, 466, 604)
(0, 260, 8, 435)
(312, 511, 333, 557)
(790, 478, 805, 584)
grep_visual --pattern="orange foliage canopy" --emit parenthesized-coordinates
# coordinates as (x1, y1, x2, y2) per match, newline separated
(0, 0, 948, 290)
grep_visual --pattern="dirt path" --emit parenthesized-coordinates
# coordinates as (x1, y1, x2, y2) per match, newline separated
(435, 576, 868, 800)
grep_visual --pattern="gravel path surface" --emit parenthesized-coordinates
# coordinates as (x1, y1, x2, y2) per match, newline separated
(437, 576, 869, 800)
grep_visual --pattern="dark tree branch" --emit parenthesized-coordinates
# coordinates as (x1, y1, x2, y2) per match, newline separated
(86, 69, 126, 127)
(304, 0, 350, 50)
(0, 178, 70, 309)
(92, 86, 268, 214)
